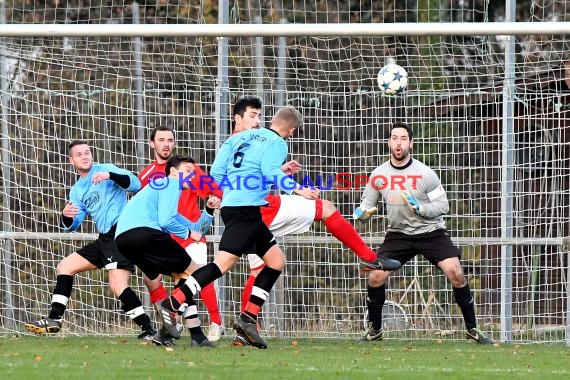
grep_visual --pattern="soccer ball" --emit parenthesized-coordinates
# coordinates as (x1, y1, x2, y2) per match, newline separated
(377, 64, 408, 95)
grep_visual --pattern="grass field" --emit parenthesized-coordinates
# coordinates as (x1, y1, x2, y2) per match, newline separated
(1, 335, 569, 379)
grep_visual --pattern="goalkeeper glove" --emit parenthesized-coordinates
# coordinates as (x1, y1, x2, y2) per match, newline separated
(402, 191, 423, 214)
(353, 206, 378, 222)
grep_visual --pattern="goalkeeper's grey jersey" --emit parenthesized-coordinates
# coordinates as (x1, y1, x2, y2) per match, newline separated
(359, 158, 449, 235)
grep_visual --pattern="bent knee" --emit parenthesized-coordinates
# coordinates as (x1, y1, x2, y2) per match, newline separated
(368, 270, 389, 286)
(320, 199, 336, 219)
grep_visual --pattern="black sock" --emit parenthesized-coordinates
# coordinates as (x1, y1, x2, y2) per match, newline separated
(171, 264, 223, 309)
(48, 274, 73, 319)
(242, 266, 281, 322)
(367, 285, 385, 331)
(453, 285, 477, 330)
(119, 287, 153, 332)
(189, 326, 207, 343)
(191, 263, 223, 288)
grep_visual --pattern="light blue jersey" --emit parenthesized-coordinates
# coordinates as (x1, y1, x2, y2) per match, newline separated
(211, 127, 299, 207)
(64, 163, 140, 234)
(116, 177, 212, 240)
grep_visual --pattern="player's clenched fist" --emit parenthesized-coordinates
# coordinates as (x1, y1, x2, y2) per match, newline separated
(206, 196, 221, 209)
(91, 172, 110, 184)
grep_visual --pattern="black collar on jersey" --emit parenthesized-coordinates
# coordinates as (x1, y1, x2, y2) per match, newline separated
(268, 127, 283, 139)
(389, 157, 413, 171)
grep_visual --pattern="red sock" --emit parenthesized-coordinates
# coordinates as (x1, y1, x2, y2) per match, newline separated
(324, 210, 376, 261)
(241, 273, 258, 313)
(149, 283, 169, 304)
(171, 287, 186, 308)
(199, 282, 222, 325)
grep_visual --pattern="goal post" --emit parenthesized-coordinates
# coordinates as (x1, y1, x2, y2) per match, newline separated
(1, 3, 569, 344)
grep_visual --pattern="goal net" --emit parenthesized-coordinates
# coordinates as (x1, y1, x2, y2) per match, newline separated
(1, 1, 569, 343)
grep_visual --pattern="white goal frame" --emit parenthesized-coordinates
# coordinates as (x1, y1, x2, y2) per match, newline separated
(1, 21, 569, 345)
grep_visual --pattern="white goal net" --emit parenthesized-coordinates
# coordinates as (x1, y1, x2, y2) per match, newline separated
(1, 1, 569, 343)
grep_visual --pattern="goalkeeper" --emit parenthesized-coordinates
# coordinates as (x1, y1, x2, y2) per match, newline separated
(354, 122, 495, 345)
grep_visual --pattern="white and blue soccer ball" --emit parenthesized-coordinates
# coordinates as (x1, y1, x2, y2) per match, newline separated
(377, 64, 408, 95)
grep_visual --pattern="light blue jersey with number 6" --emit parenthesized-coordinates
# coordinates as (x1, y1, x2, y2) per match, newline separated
(211, 127, 299, 207)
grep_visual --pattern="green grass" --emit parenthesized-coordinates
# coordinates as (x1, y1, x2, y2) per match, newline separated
(1, 336, 569, 379)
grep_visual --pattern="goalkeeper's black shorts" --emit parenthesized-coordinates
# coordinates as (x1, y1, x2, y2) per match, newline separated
(378, 229, 460, 266)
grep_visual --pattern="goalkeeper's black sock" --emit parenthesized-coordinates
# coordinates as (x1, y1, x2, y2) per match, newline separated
(119, 287, 153, 332)
(367, 285, 385, 331)
(453, 284, 477, 330)
(48, 274, 73, 319)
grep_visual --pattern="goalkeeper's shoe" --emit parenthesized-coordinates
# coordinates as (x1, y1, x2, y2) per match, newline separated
(360, 255, 401, 272)
(359, 323, 383, 342)
(25, 317, 62, 334)
(152, 327, 176, 348)
(233, 316, 267, 349)
(232, 333, 252, 347)
(137, 329, 157, 342)
(466, 328, 496, 345)
(156, 299, 181, 339)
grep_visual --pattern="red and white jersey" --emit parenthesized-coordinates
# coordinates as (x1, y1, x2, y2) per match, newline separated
(260, 194, 281, 227)
(139, 161, 223, 246)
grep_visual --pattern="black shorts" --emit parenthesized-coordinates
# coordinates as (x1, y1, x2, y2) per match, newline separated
(76, 224, 134, 271)
(219, 206, 276, 257)
(115, 227, 191, 281)
(378, 229, 460, 266)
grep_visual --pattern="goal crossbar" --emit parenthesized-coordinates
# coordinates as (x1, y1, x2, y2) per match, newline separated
(0, 22, 569, 37)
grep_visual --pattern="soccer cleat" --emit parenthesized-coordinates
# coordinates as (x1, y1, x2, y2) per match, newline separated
(360, 323, 383, 342)
(191, 338, 215, 348)
(233, 316, 267, 349)
(360, 255, 402, 272)
(156, 299, 181, 339)
(466, 328, 496, 345)
(24, 317, 62, 334)
(137, 329, 157, 342)
(206, 322, 224, 342)
(152, 327, 176, 348)
(232, 333, 252, 347)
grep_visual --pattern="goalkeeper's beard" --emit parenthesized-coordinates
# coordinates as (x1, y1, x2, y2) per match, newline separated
(390, 147, 410, 163)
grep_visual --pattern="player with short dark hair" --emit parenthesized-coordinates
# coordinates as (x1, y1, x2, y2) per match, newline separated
(229, 96, 401, 345)
(138, 126, 224, 345)
(354, 122, 495, 344)
(156, 106, 320, 349)
(115, 154, 217, 347)
(25, 140, 155, 340)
